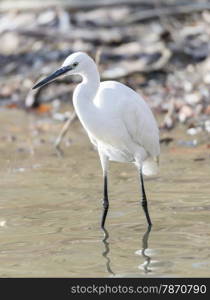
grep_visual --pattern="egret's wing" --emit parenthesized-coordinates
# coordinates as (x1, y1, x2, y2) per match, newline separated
(97, 81, 160, 157)
(121, 90, 160, 157)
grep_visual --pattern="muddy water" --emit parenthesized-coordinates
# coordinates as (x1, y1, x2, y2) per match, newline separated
(0, 109, 210, 277)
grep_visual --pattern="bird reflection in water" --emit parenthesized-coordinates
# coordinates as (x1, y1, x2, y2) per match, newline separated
(101, 226, 152, 276)
(101, 228, 115, 276)
(136, 226, 152, 273)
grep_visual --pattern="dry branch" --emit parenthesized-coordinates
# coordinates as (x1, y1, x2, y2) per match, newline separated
(0, 0, 190, 11)
(123, 2, 210, 24)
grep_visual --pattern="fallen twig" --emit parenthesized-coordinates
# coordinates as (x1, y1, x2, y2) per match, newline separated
(54, 111, 77, 151)
(0, 0, 173, 12)
(122, 2, 210, 24)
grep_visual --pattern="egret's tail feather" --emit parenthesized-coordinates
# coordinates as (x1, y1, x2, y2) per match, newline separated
(142, 157, 159, 176)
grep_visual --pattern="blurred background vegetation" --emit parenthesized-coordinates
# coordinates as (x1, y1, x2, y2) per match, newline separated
(0, 0, 210, 138)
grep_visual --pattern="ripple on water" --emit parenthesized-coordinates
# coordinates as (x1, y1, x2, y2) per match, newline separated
(0, 110, 210, 277)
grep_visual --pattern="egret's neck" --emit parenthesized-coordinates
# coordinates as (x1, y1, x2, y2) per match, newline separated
(72, 62, 101, 132)
(73, 63, 100, 107)
(82, 64, 100, 97)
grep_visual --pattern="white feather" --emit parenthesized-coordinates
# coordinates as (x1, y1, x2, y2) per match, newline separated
(142, 157, 159, 176)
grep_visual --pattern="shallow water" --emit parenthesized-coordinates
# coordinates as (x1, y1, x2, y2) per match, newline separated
(0, 109, 210, 277)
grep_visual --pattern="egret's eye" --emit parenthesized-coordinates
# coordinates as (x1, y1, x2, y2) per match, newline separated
(72, 62, 78, 68)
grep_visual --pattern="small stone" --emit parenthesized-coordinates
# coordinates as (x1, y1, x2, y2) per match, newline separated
(205, 120, 210, 132)
(179, 105, 193, 122)
(187, 127, 202, 135)
(184, 92, 202, 106)
(0, 33, 19, 55)
(203, 73, 210, 84)
(204, 105, 210, 115)
(37, 10, 55, 26)
(183, 81, 193, 93)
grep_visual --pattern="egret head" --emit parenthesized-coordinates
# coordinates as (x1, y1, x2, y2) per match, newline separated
(32, 52, 94, 89)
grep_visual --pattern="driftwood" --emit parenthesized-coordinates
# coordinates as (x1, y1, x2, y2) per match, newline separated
(15, 27, 127, 44)
(4, 2, 210, 29)
(122, 2, 210, 24)
(0, 0, 197, 11)
(102, 42, 171, 79)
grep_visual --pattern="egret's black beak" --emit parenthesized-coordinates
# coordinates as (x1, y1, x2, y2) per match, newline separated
(32, 66, 72, 89)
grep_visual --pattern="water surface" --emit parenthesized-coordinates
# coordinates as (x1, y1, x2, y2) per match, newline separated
(0, 109, 210, 277)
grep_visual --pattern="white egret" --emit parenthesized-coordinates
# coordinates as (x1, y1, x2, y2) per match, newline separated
(33, 52, 160, 228)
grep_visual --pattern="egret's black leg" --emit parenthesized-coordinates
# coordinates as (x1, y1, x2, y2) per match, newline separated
(101, 174, 109, 228)
(140, 170, 152, 227)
